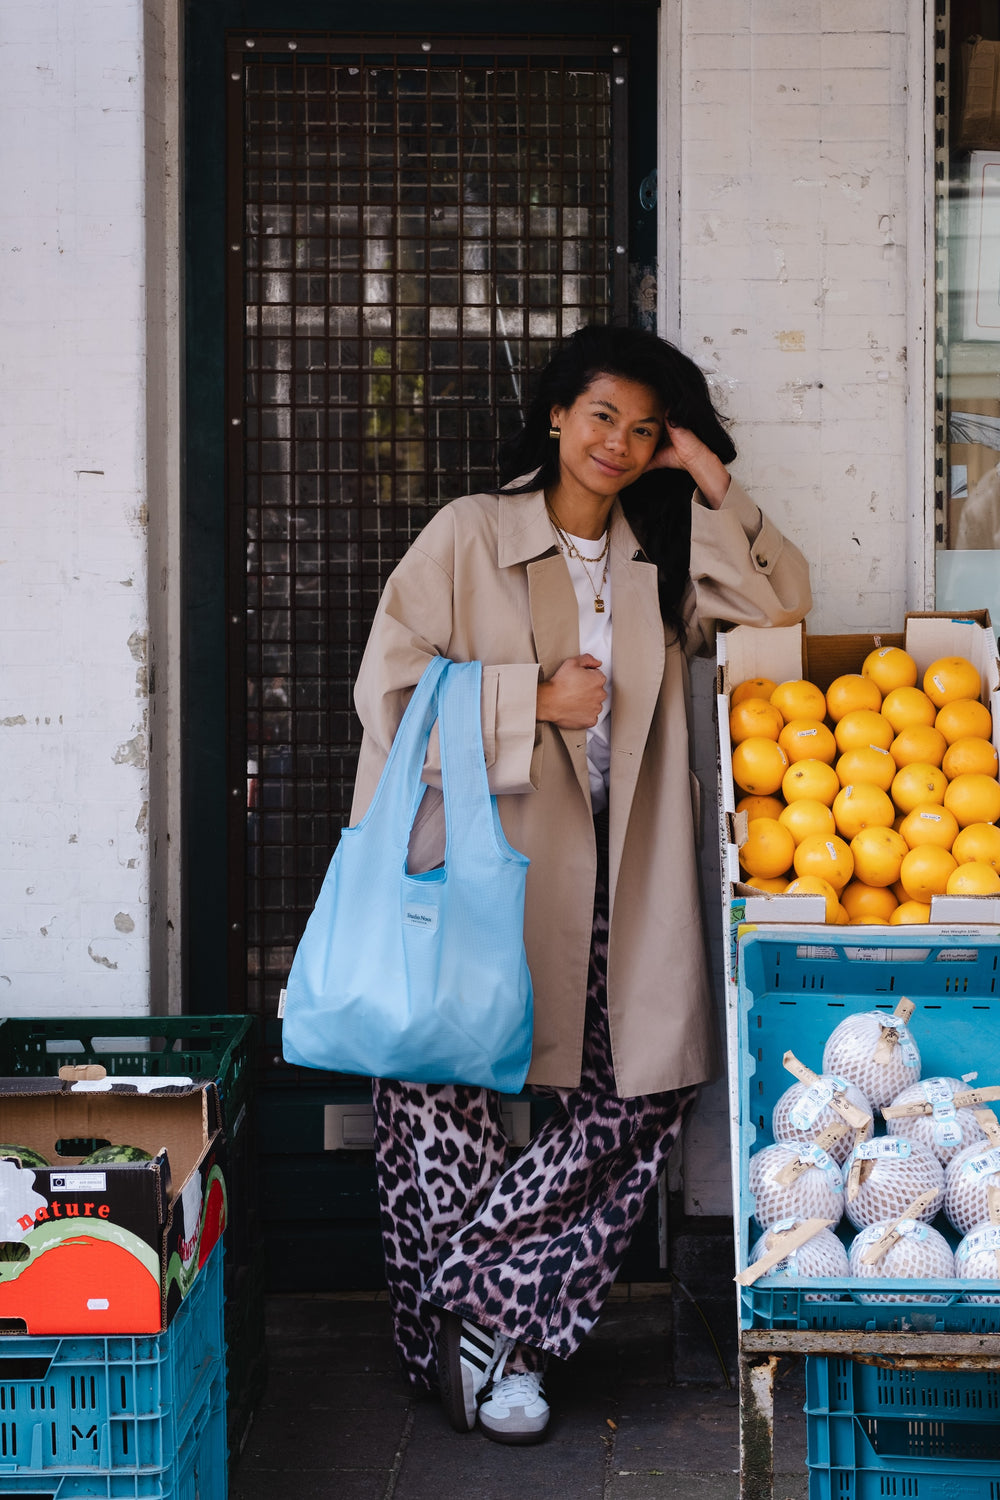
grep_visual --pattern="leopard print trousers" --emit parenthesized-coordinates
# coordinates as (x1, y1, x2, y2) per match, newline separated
(371, 820, 699, 1393)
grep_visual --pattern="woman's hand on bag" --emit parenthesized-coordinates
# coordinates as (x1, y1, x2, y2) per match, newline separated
(536, 654, 607, 728)
(645, 420, 731, 509)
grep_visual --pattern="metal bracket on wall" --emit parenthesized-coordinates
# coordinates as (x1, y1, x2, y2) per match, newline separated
(322, 1099, 534, 1151)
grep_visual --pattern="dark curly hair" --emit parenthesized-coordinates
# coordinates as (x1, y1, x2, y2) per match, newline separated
(498, 324, 737, 643)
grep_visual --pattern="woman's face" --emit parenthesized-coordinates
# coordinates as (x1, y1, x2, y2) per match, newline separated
(550, 374, 665, 506)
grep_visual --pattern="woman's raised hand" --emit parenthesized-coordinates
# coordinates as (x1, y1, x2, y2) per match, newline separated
(536, 654, 607, 728)
(645, 421, 731, 509)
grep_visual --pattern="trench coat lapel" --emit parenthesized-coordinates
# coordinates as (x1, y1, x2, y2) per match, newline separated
(498, 488, 592, 805)
(607, 508, 666, 905)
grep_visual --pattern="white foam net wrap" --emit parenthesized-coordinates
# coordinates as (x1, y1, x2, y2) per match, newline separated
(821, 1010, 921, 1109)
(749, 1221, 850, 1301)
(748, 1143, 845, 1230)
(885, 1077, 989, 1165)
(843, 1138, 945, 1229)
(772, 1077, 873, 1165)
(944, 1142, 1000, 1235)
(954, 1223, 1000, 1304)
(848, 1220, 955, 1302)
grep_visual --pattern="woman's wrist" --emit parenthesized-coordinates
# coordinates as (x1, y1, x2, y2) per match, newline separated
(690, 453, 732, 509)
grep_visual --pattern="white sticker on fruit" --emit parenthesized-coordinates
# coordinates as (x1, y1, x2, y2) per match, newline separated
(789, 1079, 837, 1129)
(958, 1226, 1000, 1258)
(923, 1078, 956, 1105)
(918, 811, 943, 823)
(798, 1143, 838, 1175)
(931, 1104, 963, 1148)
(964, 1148, 1000, 1180)
(897, 1219, 929, 1241)
(856, 1138, 911, 1160)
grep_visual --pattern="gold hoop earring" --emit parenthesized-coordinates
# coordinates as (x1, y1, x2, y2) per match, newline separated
(549, 426, 561, 440)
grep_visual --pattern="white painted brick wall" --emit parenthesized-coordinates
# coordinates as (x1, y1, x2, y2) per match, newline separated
(680, 3, 913, 1214)
(0, 1, 151, 1016)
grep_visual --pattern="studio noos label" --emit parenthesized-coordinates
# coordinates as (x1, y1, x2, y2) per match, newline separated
(403, 902, 438, 932)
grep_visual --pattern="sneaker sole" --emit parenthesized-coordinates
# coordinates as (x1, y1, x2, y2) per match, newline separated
(438, 1313, 494, 1433)
(478, 1412, 550, 1446)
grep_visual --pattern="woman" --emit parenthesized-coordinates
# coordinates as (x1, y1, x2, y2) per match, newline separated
(350, 324, 811, 1444)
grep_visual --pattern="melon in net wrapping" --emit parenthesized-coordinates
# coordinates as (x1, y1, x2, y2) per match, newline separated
(954, 1223, 1000, 1304)
(821, 1009, 920, 1109)
(848, 1220, 955, 1303)
(772, 1076, 872, 1165)
(885, 1077, 989, 1165)
(749, 1218, 849, 1301)
(944, 1142, 1000, 1235)
(748, 1142, 844, 1231)
(843, 1137, 944, 1230)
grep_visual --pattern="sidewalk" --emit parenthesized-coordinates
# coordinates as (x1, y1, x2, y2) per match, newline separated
(229, 1288, 808, 1499)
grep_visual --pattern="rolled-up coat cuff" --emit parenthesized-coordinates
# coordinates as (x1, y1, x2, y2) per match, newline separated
(693, 479, 784, 576)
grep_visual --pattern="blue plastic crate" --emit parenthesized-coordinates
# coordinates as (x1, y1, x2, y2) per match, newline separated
(0, 1366, 227, 1497)
(0, 1242, 223, 1478)
(806, 1355, 1000, 1498)
(736, 929, 1000, 1331)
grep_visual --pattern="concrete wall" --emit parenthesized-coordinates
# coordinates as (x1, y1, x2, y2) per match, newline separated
(0, 1, 154, 1015)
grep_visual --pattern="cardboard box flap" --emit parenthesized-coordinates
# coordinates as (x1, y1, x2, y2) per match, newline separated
(717, 622, 804, 696)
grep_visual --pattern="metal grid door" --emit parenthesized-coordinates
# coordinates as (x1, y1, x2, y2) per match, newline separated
(226, 33, 628, 1015)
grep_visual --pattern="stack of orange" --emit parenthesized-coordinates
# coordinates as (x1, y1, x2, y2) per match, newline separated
(730, 646, 1000, 925)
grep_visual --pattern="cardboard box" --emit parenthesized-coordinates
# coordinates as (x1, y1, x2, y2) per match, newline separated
(0, 1078, 226, 1334)
(717, 611, 1000, 935)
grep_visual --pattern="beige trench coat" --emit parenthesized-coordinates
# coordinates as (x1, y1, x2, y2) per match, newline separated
(350, 480, 811, 1098)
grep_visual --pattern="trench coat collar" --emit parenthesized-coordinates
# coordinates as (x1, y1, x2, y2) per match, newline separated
(497, 486, 667, 904)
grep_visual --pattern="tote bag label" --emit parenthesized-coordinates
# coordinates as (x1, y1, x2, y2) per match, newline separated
(403, 902, 439, 932)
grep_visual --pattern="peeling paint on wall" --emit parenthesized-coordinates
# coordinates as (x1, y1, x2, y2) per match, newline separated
(114, 913, 134, 933)
(87, 945, 118, 970)
(2, 716, 27, 727)
(113, 732, 148, 769)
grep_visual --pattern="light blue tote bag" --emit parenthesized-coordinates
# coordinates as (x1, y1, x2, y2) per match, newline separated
(281, 656, 534, 1093)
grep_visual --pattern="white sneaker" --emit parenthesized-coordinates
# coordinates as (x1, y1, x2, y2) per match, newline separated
(437, 1313, 510, 1433)
(478, 1364, 550, 1445)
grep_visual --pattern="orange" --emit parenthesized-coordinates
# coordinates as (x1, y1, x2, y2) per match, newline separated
(779, 799, 836, 845)
(732, 677, 778, 709)
(890, 900, 932, 925)
(835, 709, 895, 754)
(851, 914, 891, 925)
(825, 673, 882, 721)
(892, 878, 909, 904)
(832, 783, 895, 840)
(890, 724, 947, 769)
(836, 745, 896, 793)
(770, 679, 827, 723)
(784, 874, 840, 922)
(778, 718, 838, 765)
(880, 686, 937, 734)
(863, 645, 918, 693)
(936, 698, 993, 745)
(943, 773, 1000, 828)
(832, 903, 851, 926)
(899, 845, 957, 903)
(744, 875, 790, 893)
(739, 818, 796, 880)
(737, 793, 786, 822)
(782, 759, 841, 807)
(850, 826, 908, 887)
(891, 762, 947, 815)
(732, 737, 789, 796)
(952, 821, 1000, 871)
(946, 862, 1000, 896)
(924, 655, 981, 708)
(840, 880, 899, 922)
(793, 833, 854, 891)
(942, 737, 999, 780)
(729, 697, 784, 744)
(898, 802, 960, 851)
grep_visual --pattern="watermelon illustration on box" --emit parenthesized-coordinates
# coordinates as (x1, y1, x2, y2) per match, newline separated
(0, 1075, 227, 1333)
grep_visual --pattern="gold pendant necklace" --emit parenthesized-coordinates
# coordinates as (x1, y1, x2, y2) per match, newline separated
(547, 507, 610, 611)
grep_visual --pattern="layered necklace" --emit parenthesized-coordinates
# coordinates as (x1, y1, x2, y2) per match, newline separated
(547, 507, 611, 613)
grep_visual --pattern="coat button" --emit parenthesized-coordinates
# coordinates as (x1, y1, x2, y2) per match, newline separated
(755, 552, 768, 568)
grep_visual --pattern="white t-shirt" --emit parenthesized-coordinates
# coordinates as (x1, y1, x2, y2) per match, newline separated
(560, 531, 613, 814)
